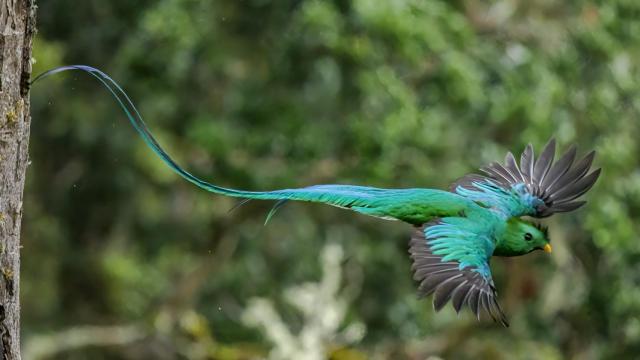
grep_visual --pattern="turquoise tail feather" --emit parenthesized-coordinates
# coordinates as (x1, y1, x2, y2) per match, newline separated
(31, 65, 467, 224)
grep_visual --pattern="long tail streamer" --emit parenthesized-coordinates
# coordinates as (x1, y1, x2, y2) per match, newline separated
(31, 66, 412, 222)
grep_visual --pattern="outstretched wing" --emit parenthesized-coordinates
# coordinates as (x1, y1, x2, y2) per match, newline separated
(409, 219, 509, 326)
(451, 139, 600, 218)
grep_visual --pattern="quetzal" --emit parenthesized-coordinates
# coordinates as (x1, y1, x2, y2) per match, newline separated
(32, 65, 601, 327)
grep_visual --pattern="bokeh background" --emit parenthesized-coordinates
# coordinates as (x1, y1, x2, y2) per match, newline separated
(23, 0, 640, 359)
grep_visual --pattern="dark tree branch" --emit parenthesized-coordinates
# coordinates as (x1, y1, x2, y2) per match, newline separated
(0, 0, 36, 359)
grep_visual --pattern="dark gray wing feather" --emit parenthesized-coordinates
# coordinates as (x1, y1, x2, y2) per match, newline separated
(466, 288, 481, 320)
(547, 151, 596, 196)
(476, 162, 514, 185)
(504, 152, 526, 184)
(539, 145, 577, 191)
(550, 168, 601, 203)
(532, 138, 556, 185)
(520, 144, 535, 183)
(548, 200, 587, 213)
(450, 281, 472, 312)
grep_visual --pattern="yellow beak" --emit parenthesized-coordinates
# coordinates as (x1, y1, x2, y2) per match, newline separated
(543, 244, 553, 253)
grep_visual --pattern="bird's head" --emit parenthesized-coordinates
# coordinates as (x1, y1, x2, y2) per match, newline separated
(493, 218, 551, 257)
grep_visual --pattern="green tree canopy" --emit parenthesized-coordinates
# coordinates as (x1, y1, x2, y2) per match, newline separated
(25, 0, 640, 358)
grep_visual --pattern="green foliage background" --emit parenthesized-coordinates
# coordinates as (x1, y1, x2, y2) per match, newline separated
(24, 0, 640, 358)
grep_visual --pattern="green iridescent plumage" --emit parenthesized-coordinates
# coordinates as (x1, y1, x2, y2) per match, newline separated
(32, 65, 601, 327)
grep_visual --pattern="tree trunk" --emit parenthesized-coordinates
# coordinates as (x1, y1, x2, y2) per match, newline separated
(0, 1, 36, 359)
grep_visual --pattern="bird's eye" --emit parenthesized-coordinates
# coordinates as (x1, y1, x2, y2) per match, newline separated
(524, 232, 533, 241)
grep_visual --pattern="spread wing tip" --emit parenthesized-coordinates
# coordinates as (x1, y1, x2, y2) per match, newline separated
(452, 139, 600, 218)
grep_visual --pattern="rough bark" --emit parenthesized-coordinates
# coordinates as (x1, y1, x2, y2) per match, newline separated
(0, 0, 36, 359)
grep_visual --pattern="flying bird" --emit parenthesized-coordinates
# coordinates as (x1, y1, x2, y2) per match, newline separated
(32, 65, 601, 327)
